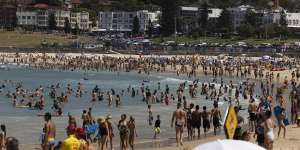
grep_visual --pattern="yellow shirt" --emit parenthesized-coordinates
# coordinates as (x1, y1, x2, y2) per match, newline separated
(61, 135, 80, 150)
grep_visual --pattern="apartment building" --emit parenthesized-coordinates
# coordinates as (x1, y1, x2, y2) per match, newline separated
(70, 11, 89, 30)
(228, 5, 255, 31)
(179, 6, 222, 33)
(98, 10, 160, 32)
(16, 10, 37, 26)
(16, 9, 90, 30)
(286, 13, 300, 28)
(55, 10, 70, 28)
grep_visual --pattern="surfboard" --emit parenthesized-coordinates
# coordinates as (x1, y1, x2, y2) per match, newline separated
(15, 105, 29, 108)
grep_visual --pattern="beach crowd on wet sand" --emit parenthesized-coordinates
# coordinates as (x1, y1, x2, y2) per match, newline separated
(0, 53, 300, 150)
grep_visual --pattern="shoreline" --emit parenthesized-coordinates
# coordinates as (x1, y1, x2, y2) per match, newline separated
(0, 52, 299, 150)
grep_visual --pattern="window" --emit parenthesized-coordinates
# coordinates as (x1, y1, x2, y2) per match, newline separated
(22, 16, 26, 19)
(113, 14, 117, 18)
(27, 16, 31, 19)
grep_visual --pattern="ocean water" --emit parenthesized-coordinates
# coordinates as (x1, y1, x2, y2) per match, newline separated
(0, 65, 262, 148)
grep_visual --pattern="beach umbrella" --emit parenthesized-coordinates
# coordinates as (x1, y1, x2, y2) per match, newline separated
(193, 140, 266, 150)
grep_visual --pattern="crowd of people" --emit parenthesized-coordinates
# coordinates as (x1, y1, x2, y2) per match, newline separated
(0, 53, 300, 150)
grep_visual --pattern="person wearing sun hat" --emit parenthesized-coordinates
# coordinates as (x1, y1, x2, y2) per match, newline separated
(106, 114, 114, 150)
(97, 117, 108, 150)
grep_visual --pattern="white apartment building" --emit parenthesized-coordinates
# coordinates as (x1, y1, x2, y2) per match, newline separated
(286, 13, 300, 28)
(36, 9, 49, 27)
(228, 5, 284, 31)
(16, 9, 90, 30)
(147, 11, 160, 23)
(55, 10, 70, 28)
(228, 5, 255, 30)
(179, 7, 222, 19)
(208, 8, 222, 19)
(179, 6, 222, 33)
(16, 9, 49, 27)
(70, 11, 89, 30)
(255, 10, 281, 25)
(98, 10, 160, 32)
(16, 11, 37, 26)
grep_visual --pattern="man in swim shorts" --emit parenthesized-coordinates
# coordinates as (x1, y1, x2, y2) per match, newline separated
(43, 112, 56, 150)
(171, 103, 187, 147)
(191, 105, 201, 139)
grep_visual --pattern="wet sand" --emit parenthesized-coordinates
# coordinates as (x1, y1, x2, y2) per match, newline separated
(0, 52, 299, 150)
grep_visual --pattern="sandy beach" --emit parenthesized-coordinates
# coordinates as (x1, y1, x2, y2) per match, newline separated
(0, 52, 299, 150)
(19, 125, 300, 150)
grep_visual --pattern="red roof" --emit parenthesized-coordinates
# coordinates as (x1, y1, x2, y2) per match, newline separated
(71, 0, 81, 4)
(33, 3, 48, 9)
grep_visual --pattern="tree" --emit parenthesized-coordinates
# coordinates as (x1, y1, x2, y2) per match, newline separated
(72, 22, 79, 35)
(217, 8, 232, 34)
(278, 10, 288, 38)
(132, 16, 140, 36)
(64, 17, 71, 33)
(199, 2, 209, 35)
(237, 24, 254, 37)
(244, 9, 257, 26)
(11, 15, 18, 29)
(279, 10, 287, 27)
(48, 13, 57, 30)
(161, 0, 178, 36)
(91, 19, 97, 27)
(147, 19, 153, 38)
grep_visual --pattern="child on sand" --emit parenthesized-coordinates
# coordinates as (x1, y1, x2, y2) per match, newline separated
(154, 115, 161, 139)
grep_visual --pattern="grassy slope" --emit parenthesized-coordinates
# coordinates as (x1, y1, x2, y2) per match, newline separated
(0, 31, 90, 48)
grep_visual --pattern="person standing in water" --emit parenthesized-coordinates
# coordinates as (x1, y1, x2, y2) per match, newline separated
(128, 116, 138, 150)
(171, 103, 187, 147)
(186, 103, 194, 140)
(118, 114, 129, 150)
(106, 115, 114, 150)
(153, 115, 161, 139)
(191, 105, 201, 139)
(202, 106, 210, 136)
(97, 118, 108, 150)
(264, 110, 276, 150)
(0, 124, 6, 150)
(211, 103, 222, 135)
(115, 94, 121, 107)
(148, 105, 154, 126)
(248, 97, 258, 132)
(43, 112, 56, 150)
